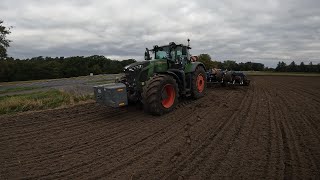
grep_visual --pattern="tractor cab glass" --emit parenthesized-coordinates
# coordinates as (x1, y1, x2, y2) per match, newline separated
(155, 46, 169, 59)
(154, 45, 189, 62)
(171, 46, 189, 67)
(174, 46, 185, 60)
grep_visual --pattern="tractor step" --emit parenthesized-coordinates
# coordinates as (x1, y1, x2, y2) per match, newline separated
(184, 88, 192, 97)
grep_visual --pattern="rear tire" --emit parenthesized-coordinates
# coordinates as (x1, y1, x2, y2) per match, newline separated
(142, 74, 179, 115)
(191, 66, 206, 99)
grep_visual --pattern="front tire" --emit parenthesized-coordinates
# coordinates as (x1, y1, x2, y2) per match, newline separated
(142, 75, 179, 115)
(191, 66, 206, 99)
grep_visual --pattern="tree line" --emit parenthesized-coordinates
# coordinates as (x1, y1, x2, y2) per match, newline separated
(2, 54, 319, 82)
(0, 56, 136, 82)
(198, 54, 320, 73)
(1, 53, 265, 82)
(275, 61, 320, 72)
(0, 52, 265, 82)
(198, 54, 265, 71)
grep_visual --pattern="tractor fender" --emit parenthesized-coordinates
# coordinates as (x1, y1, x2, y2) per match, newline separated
(156, 71, 183, 92)
(162, 71, 182, 86)
(185, 62, 206, 73)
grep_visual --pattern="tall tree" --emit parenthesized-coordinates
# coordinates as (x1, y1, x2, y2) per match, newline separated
(299, 62, 306, 72)
(275, 61, 287, 72)
(0, 20, 11, 58)
(288, 61, 297, 72)
(198, 54, 218, 69)
(308, 62, 315, 72)
(223, 60, 238, 70)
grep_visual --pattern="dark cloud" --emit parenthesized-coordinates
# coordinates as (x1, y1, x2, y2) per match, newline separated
(1, 0, 319, 67)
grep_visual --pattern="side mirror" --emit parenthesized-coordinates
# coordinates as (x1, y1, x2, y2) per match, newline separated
(144, 48, 151, 60)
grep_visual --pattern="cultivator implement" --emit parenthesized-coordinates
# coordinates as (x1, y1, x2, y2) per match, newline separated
(206, 69, 250, 86)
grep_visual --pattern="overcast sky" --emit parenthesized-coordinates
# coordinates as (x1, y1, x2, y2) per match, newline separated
(1, 0, 320, 67)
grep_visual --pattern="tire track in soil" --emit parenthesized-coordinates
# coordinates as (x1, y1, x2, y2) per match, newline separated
(206, 82, 272, 178)
(2, 97, 198, 143)
(0, 104, 103, 129)
(0, 105, 155, 172)
(268, 77, 320, 104)
(263, 86, 285, 179)
(159, 84, 254, 179)
(269, 78, 320, 140)
(4, 111, 151, 165)
(277, 94, 305, 178)
(189, 88, 254, 178)
(7, 90, 228, 179)
(3, 107, 170, 169)
(0, 106, 124, 141)
(275, 83, 320, 178)
(256, 76, 320, 178)
(38, 90, 236, 179)
(3, 104, 158, 144)
(104, 89, 247, 179)
(0, 107, 144, 162)
(187, 81, 262, 178)
(276, 81, 320, 133)
(281, 87, 320, 141)
(253, 76, 320, 178)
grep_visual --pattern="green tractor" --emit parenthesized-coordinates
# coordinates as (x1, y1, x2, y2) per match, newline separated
(94, 40, 207, 115)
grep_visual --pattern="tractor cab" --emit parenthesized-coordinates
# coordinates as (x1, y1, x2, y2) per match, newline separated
(145, 41, 192, 70)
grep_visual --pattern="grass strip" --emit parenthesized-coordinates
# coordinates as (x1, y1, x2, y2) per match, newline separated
(0, 89, 93, 115)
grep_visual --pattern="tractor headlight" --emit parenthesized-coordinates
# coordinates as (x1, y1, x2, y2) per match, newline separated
(124, 61, 149, 72)
(127, 64, 143, 71)
(133, 64, 143, 69)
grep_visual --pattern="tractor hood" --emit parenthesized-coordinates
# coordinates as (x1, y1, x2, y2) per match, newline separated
(124, 61, 150, 71)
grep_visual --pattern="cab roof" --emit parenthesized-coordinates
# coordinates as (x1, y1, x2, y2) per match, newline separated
(152, 42, 191, 51)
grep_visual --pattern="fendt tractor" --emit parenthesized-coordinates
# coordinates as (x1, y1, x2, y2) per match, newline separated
(94, 40, 207, 115)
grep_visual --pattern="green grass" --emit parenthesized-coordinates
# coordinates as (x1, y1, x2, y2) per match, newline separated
(0, 90, 93, 115)
(0, 86, 42, 94)
(0, 74, 122, 86)
(245, 71, 320, 76)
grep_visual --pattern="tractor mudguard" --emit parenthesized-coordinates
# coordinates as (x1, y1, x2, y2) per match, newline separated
(159, 71, 182, 87)
(166, 69, 185, 90)
(184, 62, 206, 73)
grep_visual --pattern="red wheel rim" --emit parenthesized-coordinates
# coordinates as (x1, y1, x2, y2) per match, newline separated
(197, 74, 205, 92)
(161, 84, 175, 108)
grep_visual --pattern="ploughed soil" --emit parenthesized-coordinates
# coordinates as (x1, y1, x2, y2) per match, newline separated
(1, 76, 320, 179)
